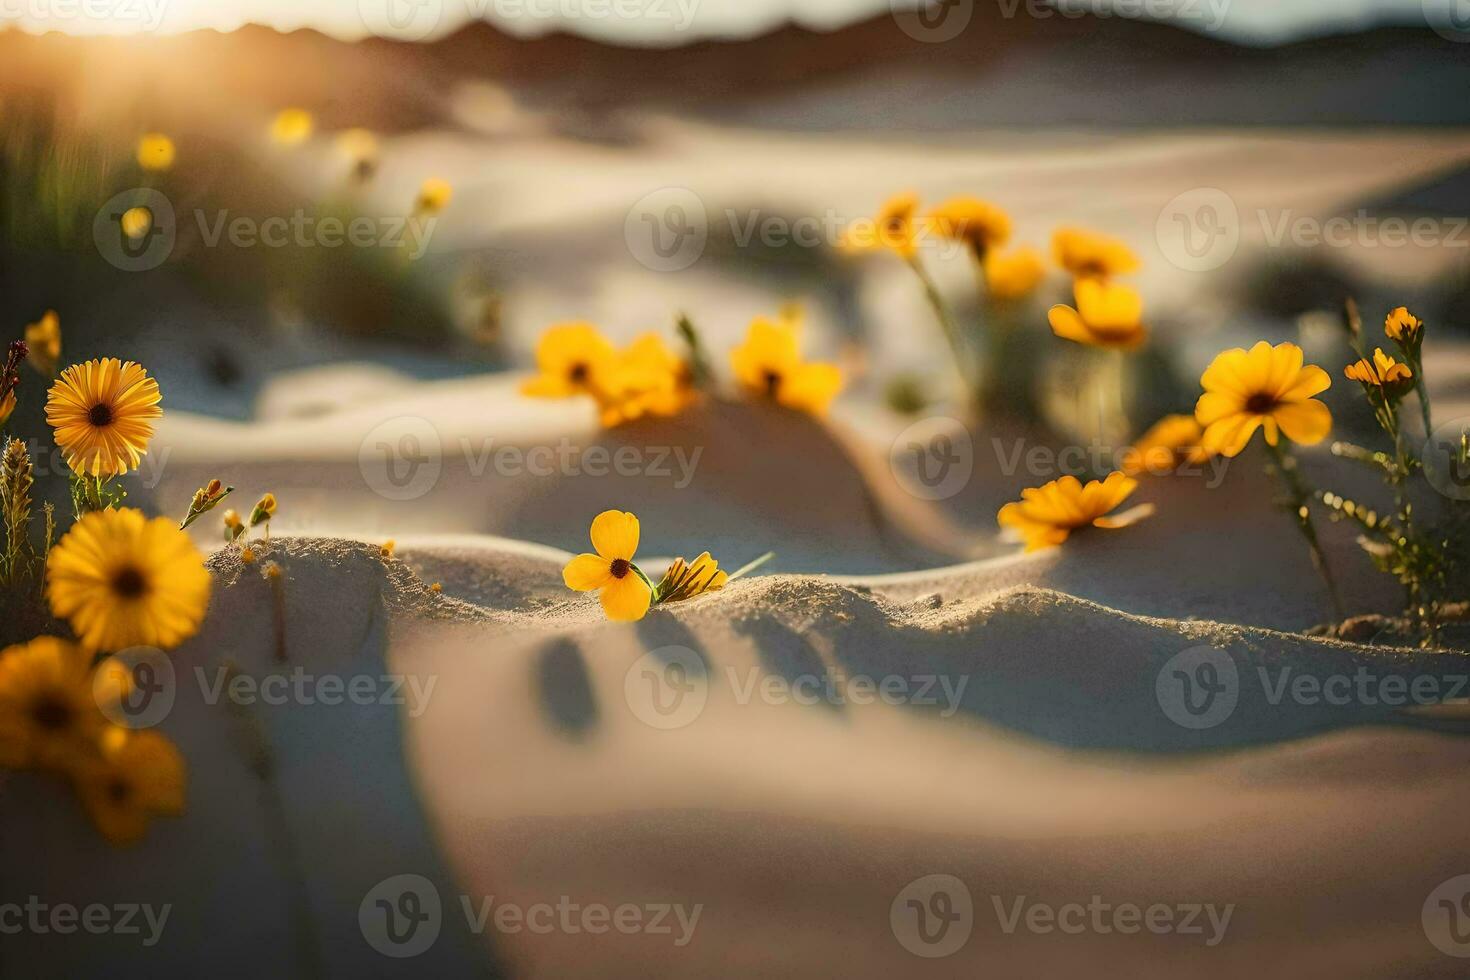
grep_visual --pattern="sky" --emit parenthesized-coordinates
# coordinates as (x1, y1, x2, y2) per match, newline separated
(0, 0, 1454, 45)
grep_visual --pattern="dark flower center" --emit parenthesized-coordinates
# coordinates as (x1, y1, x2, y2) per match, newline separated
(106, 778, 132, 804)
(763, 371, 782, 398)
(568, 362, 589, 384)
(609, 558, 631, 579)
(1245, 393, 1277, 414)
(112, 565, 148, 599)
(88, 403, 115, 427)
(31, 695, 73, 732)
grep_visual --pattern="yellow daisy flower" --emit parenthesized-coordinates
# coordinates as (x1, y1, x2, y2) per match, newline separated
(1345, 348, 1413, 393)
(1195, 341, 1332, 458)
(1047, 278, 1148, 350)
(730, 315, 843, 415)
(599, 333, 697, 427)
(927, 197, 1012, 258)
(984, 246, 1046, 300)
(1119, 414, 1212, 476)
(0, 636, 130, 770)
(270, 108, 314, 145)
(72, 727, 185, 846)
(135, 133, 175, 171)
(1052, 227, 1141, 279)
(841, 192, 921, 259)
(25, 310, 61, 377)
(1384, 306, 1422, 343)
(562, 510, 652, 622)
(997, 471, 1153, 552)
(45, 359, 163, 477)
(521, 323, 621, 400)
(47, 508, 212, 652)
(415, 177, 453, 215)
(654, 552, 728, 604)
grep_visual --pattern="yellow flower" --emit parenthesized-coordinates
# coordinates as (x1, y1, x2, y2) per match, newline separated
(562, 510, 652, 621)
(599, 333, 696, 427)
(730, 315, 843, 415)
(841, 192, 920, 259)
(120, 206, 152, 240)
(521, 323, 621, 400)
(1345, 348, 1413, 392)
(0, 636, 130, 770)
(997, 472, 1153, 551)
(654, 552, 728, 604)
(180, 478, 231, 530)
(72, 727, 185, 846)
(381, 539, 396, 558)
(415, 177, 453, 214)
(927, 197, 1011, 257)
(135, 133, 175, 171)
(1052, 227, 1141, 279)
(337, 128, 379, 179)
(249, 493, 276, 527)
(45, 359, 163, 477)
(263, 561, 282, 581)
(47, 508, 211, 652)
(270, 108, 314, 145)
(223, 508, 244, 543)
(429, 582, 442, 593)
(25, 310, 61, 376)
(1384, 306, 1423, 343)
(1119, 415, 1212, 476)
(1195, 341, 1332, 458)
(984, 246, 1046, 300)
(240, 546, 256, 565)
(1047, 278, 1148, 350)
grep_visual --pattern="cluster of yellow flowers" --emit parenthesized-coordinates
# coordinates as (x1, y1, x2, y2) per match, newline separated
(1047, 228, 1146, 350)
(522, 309, 844, 425)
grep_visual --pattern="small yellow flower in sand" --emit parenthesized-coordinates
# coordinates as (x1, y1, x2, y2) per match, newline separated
(1051, 227, 1141, 279)
(1345, 348, 1413, 395)
(0, 636, 131, 769)
(270, 108, 314, 145)
(429, 582, 442, 593)
(381, 539, 396, 559)
(47, 508, 211, 652)
(997, 472, 1153, 552)
(72, 726, 185, 846)
(1119, 415, 1213, 476)
(731, 314, 843, 415)
(263, 562, 282, 581)
(120, 207, 152, 240)
(25, 310, 61, 377)
(415, 177, 453, 214)
(521, 323, 620, 400)
(240, 546, 256, 565)
(984, 246, 1046, 300)
(249, 493, 277, 528)
(562, 510, 653, 622)
(926, 197, 1012, 258)
(1195, 341, 1332, 458)
(1384, 306, 1422, 344)
(135, 133, 175, 171)
(223, 508, 244, 543)
(45, 358, 163, 477)
(654, 552, 728, 604)
(180, 478, 232, 530)
(841, 192, 921, 259)
(1047, 278, 1147, 350)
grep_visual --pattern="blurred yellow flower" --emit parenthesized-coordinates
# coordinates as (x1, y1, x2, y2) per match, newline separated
(249, 493, 276, 528)
(0, 392, 13, 430)
(381, 539, 396, 558)
(1047, 278, 1147, 350)
(45, 358, 163, 477)
(47, 508, 211, 652)
(841, 192, 920, 259)
(562, 510, 652, 621)
(730, 314, 843, 415)
(337, 128, 379, 179)
(927, 197, 1011, 258)
(1345, 348, 1413, 391)
(240, 546, 256, 565)
(135, 133, 175, 171)
(598, 333, 697, 426)
(1052, 227, 1140, 279)
(25, 310, 61, 377)
(0, 636, 130, 769)
(1119, 415, 1212, 476)
(1384, 306, 1423, 344)
(984, 246, 1046, 300)
(997, 471, 1152, 551)
(270, 108, 314, 145)
(416, 177, 453, 214)
(73, 727, 185, 846)
(1195, 341, 1332, 458)
(223, 508, 244, 543)
(120, 207, 152, 240)
(521, 322, 620, 400)
(654, 551, 727, 604)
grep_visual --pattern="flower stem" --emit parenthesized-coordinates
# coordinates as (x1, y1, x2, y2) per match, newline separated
(727, 551, 775, 582)
(904, 255, 974, 404)
(1265, 439, 1346, 623)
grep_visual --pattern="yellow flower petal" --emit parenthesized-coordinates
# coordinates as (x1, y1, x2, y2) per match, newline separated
(589, 510, 639, 561)
(563, 554, 612, 591)
(600, 574, 651, 622)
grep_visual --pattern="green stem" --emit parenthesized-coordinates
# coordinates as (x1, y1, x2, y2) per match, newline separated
(904, 255, 974, 404)
(1265, 439, 1346, 623)
(727, 551, 775, 582)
